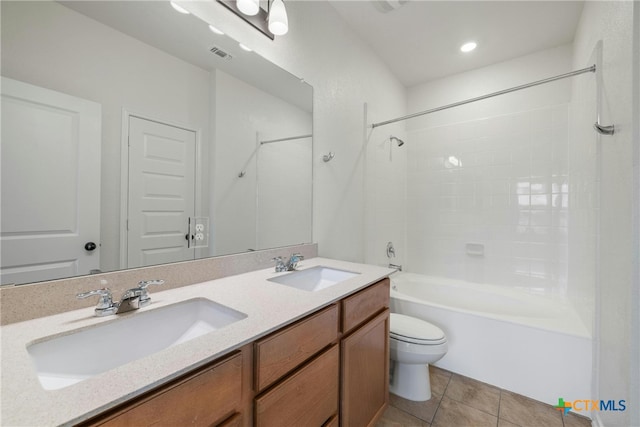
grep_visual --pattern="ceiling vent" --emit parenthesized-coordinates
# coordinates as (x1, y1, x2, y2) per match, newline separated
(210, 46, 233, 61)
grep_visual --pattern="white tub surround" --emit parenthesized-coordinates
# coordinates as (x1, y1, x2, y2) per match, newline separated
(390, 272, 592, 407)
(1, 258, 393, 426)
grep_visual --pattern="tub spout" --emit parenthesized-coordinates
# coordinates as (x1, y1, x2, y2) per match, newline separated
(389, 263, 403, 272)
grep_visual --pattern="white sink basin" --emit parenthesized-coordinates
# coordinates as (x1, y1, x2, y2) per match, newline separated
(268, 266, 359, 292)
(27, 298, 246, 391)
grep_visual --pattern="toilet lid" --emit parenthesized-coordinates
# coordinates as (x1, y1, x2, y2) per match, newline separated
(390, 313, 446, 343)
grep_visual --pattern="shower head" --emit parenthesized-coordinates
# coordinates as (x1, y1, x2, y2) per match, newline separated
(390, 136, 405, 147)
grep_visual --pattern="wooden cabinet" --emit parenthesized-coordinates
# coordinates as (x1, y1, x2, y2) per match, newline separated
(342, 278, 389, 333)
(81, 278, 390, 427)
(253, 278, 390, 427)
(341, 278, 390, 427)
(83, 351, 244, 427)
(255, 345, 339, 427)
(341, 309, 390, 427)
(254, 304, 340, 426)
(254, 304, 338, 392)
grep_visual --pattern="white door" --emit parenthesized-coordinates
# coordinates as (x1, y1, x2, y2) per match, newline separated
(1, 77, 101, 285)
(127, 117, 196, 268)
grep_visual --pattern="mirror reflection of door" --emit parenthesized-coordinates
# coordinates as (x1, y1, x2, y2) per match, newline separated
(0, 77, 101, 285)
(126, 116, 196, 269)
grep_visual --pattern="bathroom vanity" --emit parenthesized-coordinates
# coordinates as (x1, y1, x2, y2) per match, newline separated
(0, 257, 392, 426)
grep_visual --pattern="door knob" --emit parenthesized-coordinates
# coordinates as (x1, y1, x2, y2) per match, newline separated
(84, 242, 97, 251)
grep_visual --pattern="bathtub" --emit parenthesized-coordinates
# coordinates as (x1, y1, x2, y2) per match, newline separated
(390, 272, 592, 406)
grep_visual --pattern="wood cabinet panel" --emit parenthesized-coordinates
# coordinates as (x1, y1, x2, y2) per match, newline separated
(87, 352, 242, 427)
(341, 309, 390, 427)
(342, 278, 389, 333)
(255, 345, 339, 427)
(255, 304, 338, 392)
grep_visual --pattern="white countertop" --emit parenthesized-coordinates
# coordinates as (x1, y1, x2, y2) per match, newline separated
(1, 258, 392, 426)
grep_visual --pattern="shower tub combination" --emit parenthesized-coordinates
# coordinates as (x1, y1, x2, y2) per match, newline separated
(390, 272, 592, 405)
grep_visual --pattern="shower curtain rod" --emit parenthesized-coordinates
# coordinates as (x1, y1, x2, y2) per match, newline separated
(370, 65, 596, 129)
(260, 134, 312, 145)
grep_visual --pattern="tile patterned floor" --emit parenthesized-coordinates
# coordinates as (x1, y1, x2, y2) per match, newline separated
(376, 366, 592, 427)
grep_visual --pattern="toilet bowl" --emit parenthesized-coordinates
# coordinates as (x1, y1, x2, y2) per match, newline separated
(389, 313, 448, 401)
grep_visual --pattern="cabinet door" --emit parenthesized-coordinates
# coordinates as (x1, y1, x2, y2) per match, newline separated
(341, 309, 390, 427)
(255, 345, 339, 427)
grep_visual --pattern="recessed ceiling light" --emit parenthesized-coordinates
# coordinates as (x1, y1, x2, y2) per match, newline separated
(170, 1, 190, 14)
(239, 43, 252, 52)
(460, 42, 477, 53)
(209, 24, 224, 35)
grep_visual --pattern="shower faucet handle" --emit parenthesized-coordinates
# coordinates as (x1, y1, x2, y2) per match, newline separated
(387, 242, 396, 258)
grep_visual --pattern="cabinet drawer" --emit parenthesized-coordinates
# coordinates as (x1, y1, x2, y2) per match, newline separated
(90, 352, 242, 427)
(255, 345, 339, 427)
(255, 304, 338, 392)
(342, 278, 389, 333)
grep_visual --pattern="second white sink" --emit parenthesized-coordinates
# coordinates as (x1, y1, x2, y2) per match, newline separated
(268, 266, 359, 292)
(27, 298, 247, 391)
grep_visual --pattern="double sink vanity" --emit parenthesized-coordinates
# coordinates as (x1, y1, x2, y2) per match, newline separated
(1, 257, 393, 426)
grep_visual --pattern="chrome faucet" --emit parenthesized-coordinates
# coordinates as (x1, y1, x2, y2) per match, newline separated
(77, 280, 164, 317)
(389, 263, 403, 272)
(272, 253, 305, 272)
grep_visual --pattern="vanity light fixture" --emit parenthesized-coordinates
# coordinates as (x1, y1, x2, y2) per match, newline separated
(218, 0, 289, 39)
(169, 1, 190, 14)
(237, 0, 259, 16)
(209, 24, 225, 35)
(268, 0, 289, 36)
(460, 41, 477, 53)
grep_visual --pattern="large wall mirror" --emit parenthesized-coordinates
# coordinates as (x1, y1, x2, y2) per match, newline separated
(1, 1, 313, 286)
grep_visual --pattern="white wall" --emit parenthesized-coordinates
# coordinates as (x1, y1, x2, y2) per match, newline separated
(572, 2, 637, 426)
(1, 1, 211, 273)
(211, 69, 312, 255)
(403, 45, 574, 297)
(183, 1, 407, 263)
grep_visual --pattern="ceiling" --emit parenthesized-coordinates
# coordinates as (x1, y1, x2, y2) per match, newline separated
(329, 1, 585, 87)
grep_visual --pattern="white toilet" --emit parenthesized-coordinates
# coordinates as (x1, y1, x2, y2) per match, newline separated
(389, 313, 448, 401)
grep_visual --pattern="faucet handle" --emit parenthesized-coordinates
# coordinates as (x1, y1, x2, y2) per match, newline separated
(287, 253, 304, 270)
(76, 288, 113, 310)
(272, 256, 287, 272)
(135, 280, 164, 307)
(136, 280, 164, 306)
(137, 279, 165, 289)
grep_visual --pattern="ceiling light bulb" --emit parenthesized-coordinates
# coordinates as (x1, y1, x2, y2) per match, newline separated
(239, 43, 253, 52)
(208, 24, 224, 35)
(169, 1, 190, 14)
(237, 0, 259, 16)
(460, 42, 477, 53)
(268, 0, 289, 36)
